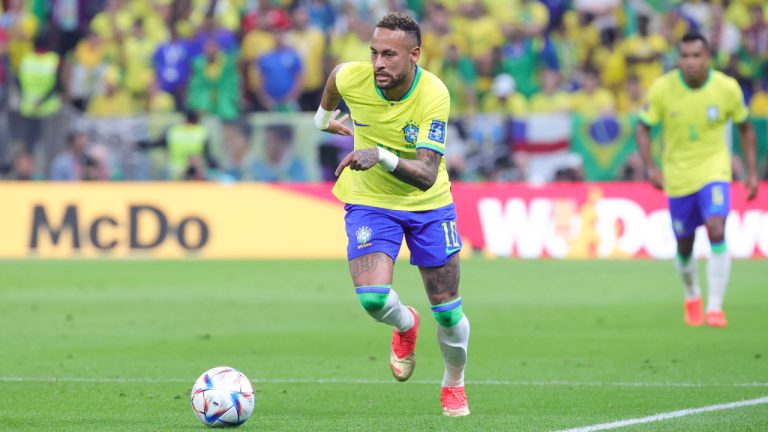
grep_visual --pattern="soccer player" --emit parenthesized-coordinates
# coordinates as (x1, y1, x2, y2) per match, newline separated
(313, 13, 470, 416)
(636, 33, 758, 328)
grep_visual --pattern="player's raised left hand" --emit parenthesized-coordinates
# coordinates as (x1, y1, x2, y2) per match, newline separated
(745, 173, 759, 201)
(325, 109, 353, 136)
(335, 148, 379, 176)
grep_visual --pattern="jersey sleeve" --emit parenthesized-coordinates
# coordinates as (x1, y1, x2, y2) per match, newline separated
(415, 85, 450, 155)
(729, 79, 749, 124)
(639, 79, 663, 126)
(334, 62, 353, 98)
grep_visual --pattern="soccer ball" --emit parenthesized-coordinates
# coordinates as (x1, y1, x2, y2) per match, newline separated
(190, 366, 255, 428)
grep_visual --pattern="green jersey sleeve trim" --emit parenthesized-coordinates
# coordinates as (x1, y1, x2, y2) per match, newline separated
(415, 142, 445, 155)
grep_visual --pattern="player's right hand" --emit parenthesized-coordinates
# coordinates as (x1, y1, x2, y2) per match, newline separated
(647, 167, 664, 190)
(745, 173, 759, 201)
(325, 109, 353, 136)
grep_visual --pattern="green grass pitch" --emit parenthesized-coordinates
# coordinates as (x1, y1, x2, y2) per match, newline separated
(1, 259, 767, 431)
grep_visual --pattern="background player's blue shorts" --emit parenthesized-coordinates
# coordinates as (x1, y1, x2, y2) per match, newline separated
(344, 203, 462, 267)
(668, 181, 730, 239)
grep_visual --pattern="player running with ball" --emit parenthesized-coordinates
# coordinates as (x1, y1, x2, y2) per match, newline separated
(313, 12, 470, 416)
(636, 32, 758, 328)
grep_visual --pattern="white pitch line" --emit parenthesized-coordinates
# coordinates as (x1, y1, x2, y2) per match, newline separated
(1, 376, 767, 388)
(555, 396, 768, 432)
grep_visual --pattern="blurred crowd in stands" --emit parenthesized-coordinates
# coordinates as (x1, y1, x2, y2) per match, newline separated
(0, 0, 766, 182)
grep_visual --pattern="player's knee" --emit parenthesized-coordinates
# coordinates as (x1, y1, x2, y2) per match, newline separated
(355, 286, 390, 312)
(431, 297, 464, 328)
(707, 224, 725, 242)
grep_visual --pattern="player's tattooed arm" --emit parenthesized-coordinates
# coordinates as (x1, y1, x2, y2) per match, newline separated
(392, 148, 442, 191)
(334, 148, 380, 175)
(335, 148, 440, 191)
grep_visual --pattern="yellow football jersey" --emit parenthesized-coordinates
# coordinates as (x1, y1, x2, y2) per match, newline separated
(332, 62, 453, 211)
(640, 69, 749, 197)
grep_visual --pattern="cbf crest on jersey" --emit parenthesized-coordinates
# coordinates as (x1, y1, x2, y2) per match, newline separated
(356, 226, 372, 249)
(402, 121, 419, 145)
(428, 120, 446, 143)
(706, 105, 719, 121)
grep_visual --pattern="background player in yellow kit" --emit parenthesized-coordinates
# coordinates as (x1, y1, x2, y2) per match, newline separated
(636, 33, 758, 328)
(312, 13, 470, 416)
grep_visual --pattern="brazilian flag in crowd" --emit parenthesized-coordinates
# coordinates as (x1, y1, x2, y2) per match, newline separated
(570, 114, 640, 181)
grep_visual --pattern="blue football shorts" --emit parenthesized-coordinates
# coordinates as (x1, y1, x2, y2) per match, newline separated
(344, 203, 462, 267)
(668, 181, 730, 239)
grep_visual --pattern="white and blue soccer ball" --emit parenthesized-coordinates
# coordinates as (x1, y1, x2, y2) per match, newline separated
(191, 366, 255, 428)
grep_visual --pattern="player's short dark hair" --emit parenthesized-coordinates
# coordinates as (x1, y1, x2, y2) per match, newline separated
(376, 12, 421, 47)
(680, 32, 710, 51)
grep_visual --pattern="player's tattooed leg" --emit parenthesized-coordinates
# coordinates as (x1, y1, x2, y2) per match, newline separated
(349, 252, 394, 286)
(419, 254, 460, 305)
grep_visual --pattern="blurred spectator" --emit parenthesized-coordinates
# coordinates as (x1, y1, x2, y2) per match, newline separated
(420, 3, 467, 73)
(121, 18, 158, 100)
(11, 151, 35, 180)
(529, 69, 570, 113)
(2, 0, 39, 72)
(497, 27, 557, 98)
(591, 27, 626, 92)
(0, 28, 10, 108)
(287, 5, 326, 111)
(145, 78, 176, 113)
(50, 0, 89, 56)
(481, 74, 528, 116)
(17, 34, 62, 154)
(750, 77, 768, 116)
(255, 22, 304, 112)
(50, 131, 87, 181)
(240, 9, 278, 111)
(129, 0, 171, 45)
(432, 43, 477, 118)
(143, 110, 219, 180)
(304, 0, 337, 32)
(68, 30, 109, 111)
(187, 39, 239, 121)
(570, 68, 615, 116)
(622, 15, 667, 90)
(86, 66, 136, 116)
(191, 14, 237, 57)
(457, 1, 504, 95)
(89, 0, 133, 60)
(330, 5, 373, 64)
(506, 0, 550, 38)
(153, 24, 193, 109)
(251, 124, 307, 182)
(616, 75, 644, 114)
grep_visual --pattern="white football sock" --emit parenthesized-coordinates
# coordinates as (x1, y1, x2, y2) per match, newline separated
(675, 254, 701, 299)
(437, 315, 470, 388)
(707, 250, 731, 312)
(368, 289, 414, 332)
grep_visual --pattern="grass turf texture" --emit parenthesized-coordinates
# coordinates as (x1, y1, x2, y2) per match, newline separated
(1, 259, 766, 431)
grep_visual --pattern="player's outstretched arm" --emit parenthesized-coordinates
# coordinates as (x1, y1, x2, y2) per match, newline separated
(314, 64, 352, 136)
(335, 147, 440, 192)
(737, 120, 759, 201)
(635, 122, 663, 190)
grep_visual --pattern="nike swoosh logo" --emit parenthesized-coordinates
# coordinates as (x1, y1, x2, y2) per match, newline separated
(353, 120, 369, 127)
(446, 246, 462, 255)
